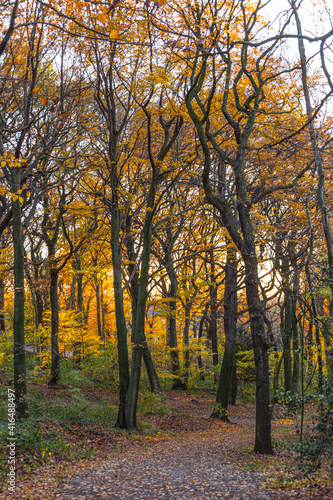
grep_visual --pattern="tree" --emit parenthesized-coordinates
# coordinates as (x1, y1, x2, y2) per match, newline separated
(153, 0, 310, 453)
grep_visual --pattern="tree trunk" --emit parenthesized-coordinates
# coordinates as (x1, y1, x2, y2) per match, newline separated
(291, 267, 300, 394)
(232, 151, 273, 454)
(74, 254, 83, 364)
(281, 257, 292, 392)
(209, 248, 218, 366)
(35, 288, 43, 329)
(183, 300, 192, 389)
(244, 256, 272, 453)
(125, 255, 148, 428)
(76, 268, 83, 318)
(163, 250, 183, 390)
(125, 160, 162, 427)
(124, 215, 139, 345)
(305, 256, 323, 389)
(168, 292, 183, 389)
(48, 269, 61, 386)
(211, 244, 237, 421)
(197, 306, 209, 381)
(125, 216, 161, 393)
(67, 275, 76, 310)
(96, 280, 103, 340)
(143, 344, 162, 393)
(111, 208, 129, 428)
(229, 361, 237, 406)
(12, 167, 28, 418)
(25, 251, 44, 329)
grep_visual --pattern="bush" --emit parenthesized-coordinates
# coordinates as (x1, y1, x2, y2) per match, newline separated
(298, 376, 333, 475)
(137, 391, 169, 416)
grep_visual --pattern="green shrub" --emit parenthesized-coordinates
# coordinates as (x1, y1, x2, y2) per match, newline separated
(297, 376, 333, 475)
(138, 391, 169, 415)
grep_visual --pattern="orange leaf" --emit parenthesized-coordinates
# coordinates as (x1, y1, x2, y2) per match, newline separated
(109, 30, 119, 40)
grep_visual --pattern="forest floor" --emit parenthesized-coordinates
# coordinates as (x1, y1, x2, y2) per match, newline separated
(1, 386, 332, 499)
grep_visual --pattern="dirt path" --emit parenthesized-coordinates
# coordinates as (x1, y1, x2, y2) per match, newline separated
(4, 390, 328, 499)
(58, 401, 293, 500)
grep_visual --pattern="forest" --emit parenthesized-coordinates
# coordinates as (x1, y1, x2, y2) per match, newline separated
(1, 0, 333, 498)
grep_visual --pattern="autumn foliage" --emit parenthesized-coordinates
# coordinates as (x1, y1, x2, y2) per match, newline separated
(1, 0, 333, 464)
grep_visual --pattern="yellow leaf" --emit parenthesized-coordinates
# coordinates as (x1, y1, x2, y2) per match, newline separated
(17, 189, 22, 194)
(109, 30, 119, 40)
(11, 194, 18, 201)
(32, 86, 41, 93)
(18, 196, 23, 203)
(26, 191, 31, 198)
(98, 13, 107, 23)
(40, 96, 48, 106)
(1, 161, 6, 167)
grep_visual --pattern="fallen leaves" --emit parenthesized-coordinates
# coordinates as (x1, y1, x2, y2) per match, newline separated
(0, 388, 331, 499)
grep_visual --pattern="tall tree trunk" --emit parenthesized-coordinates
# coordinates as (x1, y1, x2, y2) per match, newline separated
(75, 254, 83, 319)
(243, 254, 272, 453)
(197, 305, 209, 381)
(33, 251, 44, 330)
(124, 215, 139, 344)
(229, 361, 237, 405)
(317, 298, 331, 348)
(125, 216, 161, 393)
(125, 139, 166, 427)
(291, 266, 300, 394)
(305, 264, 323, 389)
(183, 300, 192, 389)
(25, 249, 44, 330)
(48, 269, 61, 386)
(73, 254, 83, 364)
(125, 195, 156, 428)
(35, 288, 43, 329)
(25, 262, 38, 329)
(125, 241, 149, 429)
(209, 248, 218, 366)
(96, 280, 103, 340)
(304, 199, 324, 388)
(12, 167, 27, 418)
(166, 261, 183, 389)
(67, 275, 76, 310)
(111, 207, 129, 428)
(143, 343, 161, 393)
(231, 151, 273, 454)
(211, 243, 237, 421)
(281, 258, 293, 393)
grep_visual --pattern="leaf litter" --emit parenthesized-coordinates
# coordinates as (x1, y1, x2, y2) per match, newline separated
(1, 388, 332, 499)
